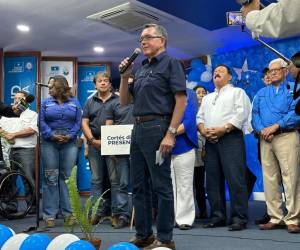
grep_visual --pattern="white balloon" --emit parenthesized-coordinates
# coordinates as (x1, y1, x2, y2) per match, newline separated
(8, 227, 15, 235)
(1, 233, 29, 250)
(186, 80, 198, 89)
(152, 248, 172, 250)
(46, 234, 79, 250)
(201, 71, 212, 82)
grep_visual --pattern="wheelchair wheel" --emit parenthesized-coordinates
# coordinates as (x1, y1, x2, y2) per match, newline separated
(0, 171, 34, 219)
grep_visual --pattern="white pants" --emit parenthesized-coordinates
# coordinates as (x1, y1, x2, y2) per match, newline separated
(171, 149, 195, 226)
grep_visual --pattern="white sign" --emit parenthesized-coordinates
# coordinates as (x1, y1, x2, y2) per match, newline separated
(41, 60, 74, 100)
(101, 125, 133, 155)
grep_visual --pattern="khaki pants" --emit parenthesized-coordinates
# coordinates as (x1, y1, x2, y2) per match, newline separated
(260, 131, 300, 225)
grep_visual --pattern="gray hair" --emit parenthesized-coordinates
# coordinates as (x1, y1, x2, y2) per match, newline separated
(143, 23, 168, 47)
(269, 58, 288, 68)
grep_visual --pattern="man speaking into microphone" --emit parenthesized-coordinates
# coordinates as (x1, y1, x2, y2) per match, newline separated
(119, 23, 186, 250)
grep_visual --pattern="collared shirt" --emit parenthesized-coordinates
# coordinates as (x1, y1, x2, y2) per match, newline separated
(245, 0, 300, 38)
(129, 52, 186, 116)
(106, 99, 134, 125)
(82, 93, 118, 138)
(197, 84, 251, 129)
(40, 97, 82, 140)
(0, 108, 38, 148)
(252, 83, 300, 132)
(172, 89, 198, 155)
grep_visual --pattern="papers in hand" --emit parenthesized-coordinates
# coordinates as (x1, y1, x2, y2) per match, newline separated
(155, 150, 164, 166)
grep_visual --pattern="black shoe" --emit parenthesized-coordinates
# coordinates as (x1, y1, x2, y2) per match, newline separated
(129, 234, 155, 248)
(255, 213, 270, 225)
(114, 217, 129, 229)
(228, 222, 247, 231)
(179, 224, 192, 230)
(203, 220, 226, 228)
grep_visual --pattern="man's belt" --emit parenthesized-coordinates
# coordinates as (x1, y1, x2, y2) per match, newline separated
(135, 114, 171, 123)
(274, 128, 297, 136)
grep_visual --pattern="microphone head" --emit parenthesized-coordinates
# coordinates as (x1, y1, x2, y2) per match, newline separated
(134, 48, 142, 55)
(25, 94, 35, 103)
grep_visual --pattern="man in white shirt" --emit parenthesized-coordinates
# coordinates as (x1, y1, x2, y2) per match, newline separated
(197, 65, 251, 231)
(0, 91, 38, 186)
(242, 0, 300, 38)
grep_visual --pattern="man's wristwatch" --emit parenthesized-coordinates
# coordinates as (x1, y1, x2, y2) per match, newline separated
(87, 137, 95, 145)
(224, 124, 231, 133)
(168, 126, 177, 136)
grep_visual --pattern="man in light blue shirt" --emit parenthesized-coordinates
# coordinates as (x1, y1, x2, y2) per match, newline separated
(252, 58, 300, 233)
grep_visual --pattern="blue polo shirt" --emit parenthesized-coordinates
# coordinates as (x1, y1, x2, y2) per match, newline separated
(252, 83, 300, 132)
(39, 97, 82, 140)
(129, 52, 186, 116)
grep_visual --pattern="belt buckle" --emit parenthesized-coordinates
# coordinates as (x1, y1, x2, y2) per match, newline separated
(136, 116, 141, 123)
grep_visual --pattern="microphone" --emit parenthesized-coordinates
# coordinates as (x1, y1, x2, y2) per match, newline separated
(16, 94, 35, 112)
(35, 82, 49, 88)
(119, 48, 141, 74)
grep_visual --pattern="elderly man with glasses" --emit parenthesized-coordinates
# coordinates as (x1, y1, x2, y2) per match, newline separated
(252, 58, 300, 233)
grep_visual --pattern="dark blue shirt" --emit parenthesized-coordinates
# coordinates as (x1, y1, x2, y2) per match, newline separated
(40, 97, 82, 140)
(106, 99, 134, 125)
(130, 52, 186, 116)
(252, 83, 300, 132)
(172, 89, 199, 155)
(82, 93, 118, 139)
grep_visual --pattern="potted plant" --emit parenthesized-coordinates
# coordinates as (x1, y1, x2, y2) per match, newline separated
(66, 166, 108, 250)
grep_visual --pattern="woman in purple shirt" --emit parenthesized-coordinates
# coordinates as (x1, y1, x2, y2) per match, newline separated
(40, 75, 82, 227)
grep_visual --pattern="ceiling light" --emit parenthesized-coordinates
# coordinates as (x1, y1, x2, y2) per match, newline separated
(17, 24, 30, 32)
(94, 47, 104, 53)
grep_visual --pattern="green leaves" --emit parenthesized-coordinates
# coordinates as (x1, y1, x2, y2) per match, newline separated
(66, 166, 108, 241)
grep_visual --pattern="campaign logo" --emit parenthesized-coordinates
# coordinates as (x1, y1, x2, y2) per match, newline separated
(49, 66, 59, 76)
(9, 62, 24, 73)
(25, 62, 33, 71)
(63, 67, 69, 76)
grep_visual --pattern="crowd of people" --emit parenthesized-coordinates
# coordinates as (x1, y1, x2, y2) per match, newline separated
(0, 21, 300, 250)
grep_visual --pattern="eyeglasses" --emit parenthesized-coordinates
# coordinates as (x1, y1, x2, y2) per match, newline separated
(139, 35, 162, 43)
(269, 67, 285, 74)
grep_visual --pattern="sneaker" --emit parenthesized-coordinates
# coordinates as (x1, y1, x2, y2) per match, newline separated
(114, 217, 129, 229)
(142, 239, 176, 250)
(111, 215, 119, 227)
(45, 218, 55, 228)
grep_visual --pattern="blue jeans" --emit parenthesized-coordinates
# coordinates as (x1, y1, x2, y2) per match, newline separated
(88, 145, 118, 215)
(41, 140, 78, 219)
(131, 118, 174, 243)
(115, 155, 130, 220)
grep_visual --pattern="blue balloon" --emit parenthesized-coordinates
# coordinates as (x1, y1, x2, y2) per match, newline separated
(65, 240, 96, 250)
(108, 242, 139, 250)
(191, 59, 206, 72)
(0, 224, 13, 248)
(20, 233, 51, 250)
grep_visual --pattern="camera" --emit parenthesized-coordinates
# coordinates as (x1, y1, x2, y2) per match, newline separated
(226, 11, 245, 26)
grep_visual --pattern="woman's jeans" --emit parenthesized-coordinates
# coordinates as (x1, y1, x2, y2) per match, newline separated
(41, 139, 78, 219)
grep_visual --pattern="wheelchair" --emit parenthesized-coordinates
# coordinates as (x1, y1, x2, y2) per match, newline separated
(0, 160, 34, 219)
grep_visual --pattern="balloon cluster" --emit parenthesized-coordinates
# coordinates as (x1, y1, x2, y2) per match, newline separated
(0, 224, 95, 250)
(186, 58, 214, 92)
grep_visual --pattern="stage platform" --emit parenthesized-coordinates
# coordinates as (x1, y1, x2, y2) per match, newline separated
(1, 201, 300, 250)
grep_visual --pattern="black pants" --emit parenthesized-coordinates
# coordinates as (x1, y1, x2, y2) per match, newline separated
(194, 167, 207, 216)
(205, 130, 248, 224)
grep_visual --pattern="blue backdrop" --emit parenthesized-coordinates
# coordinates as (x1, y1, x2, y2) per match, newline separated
(188, 36, 300, 195)
(77, 64, 108, 192)
(4, 56, 37, 110)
